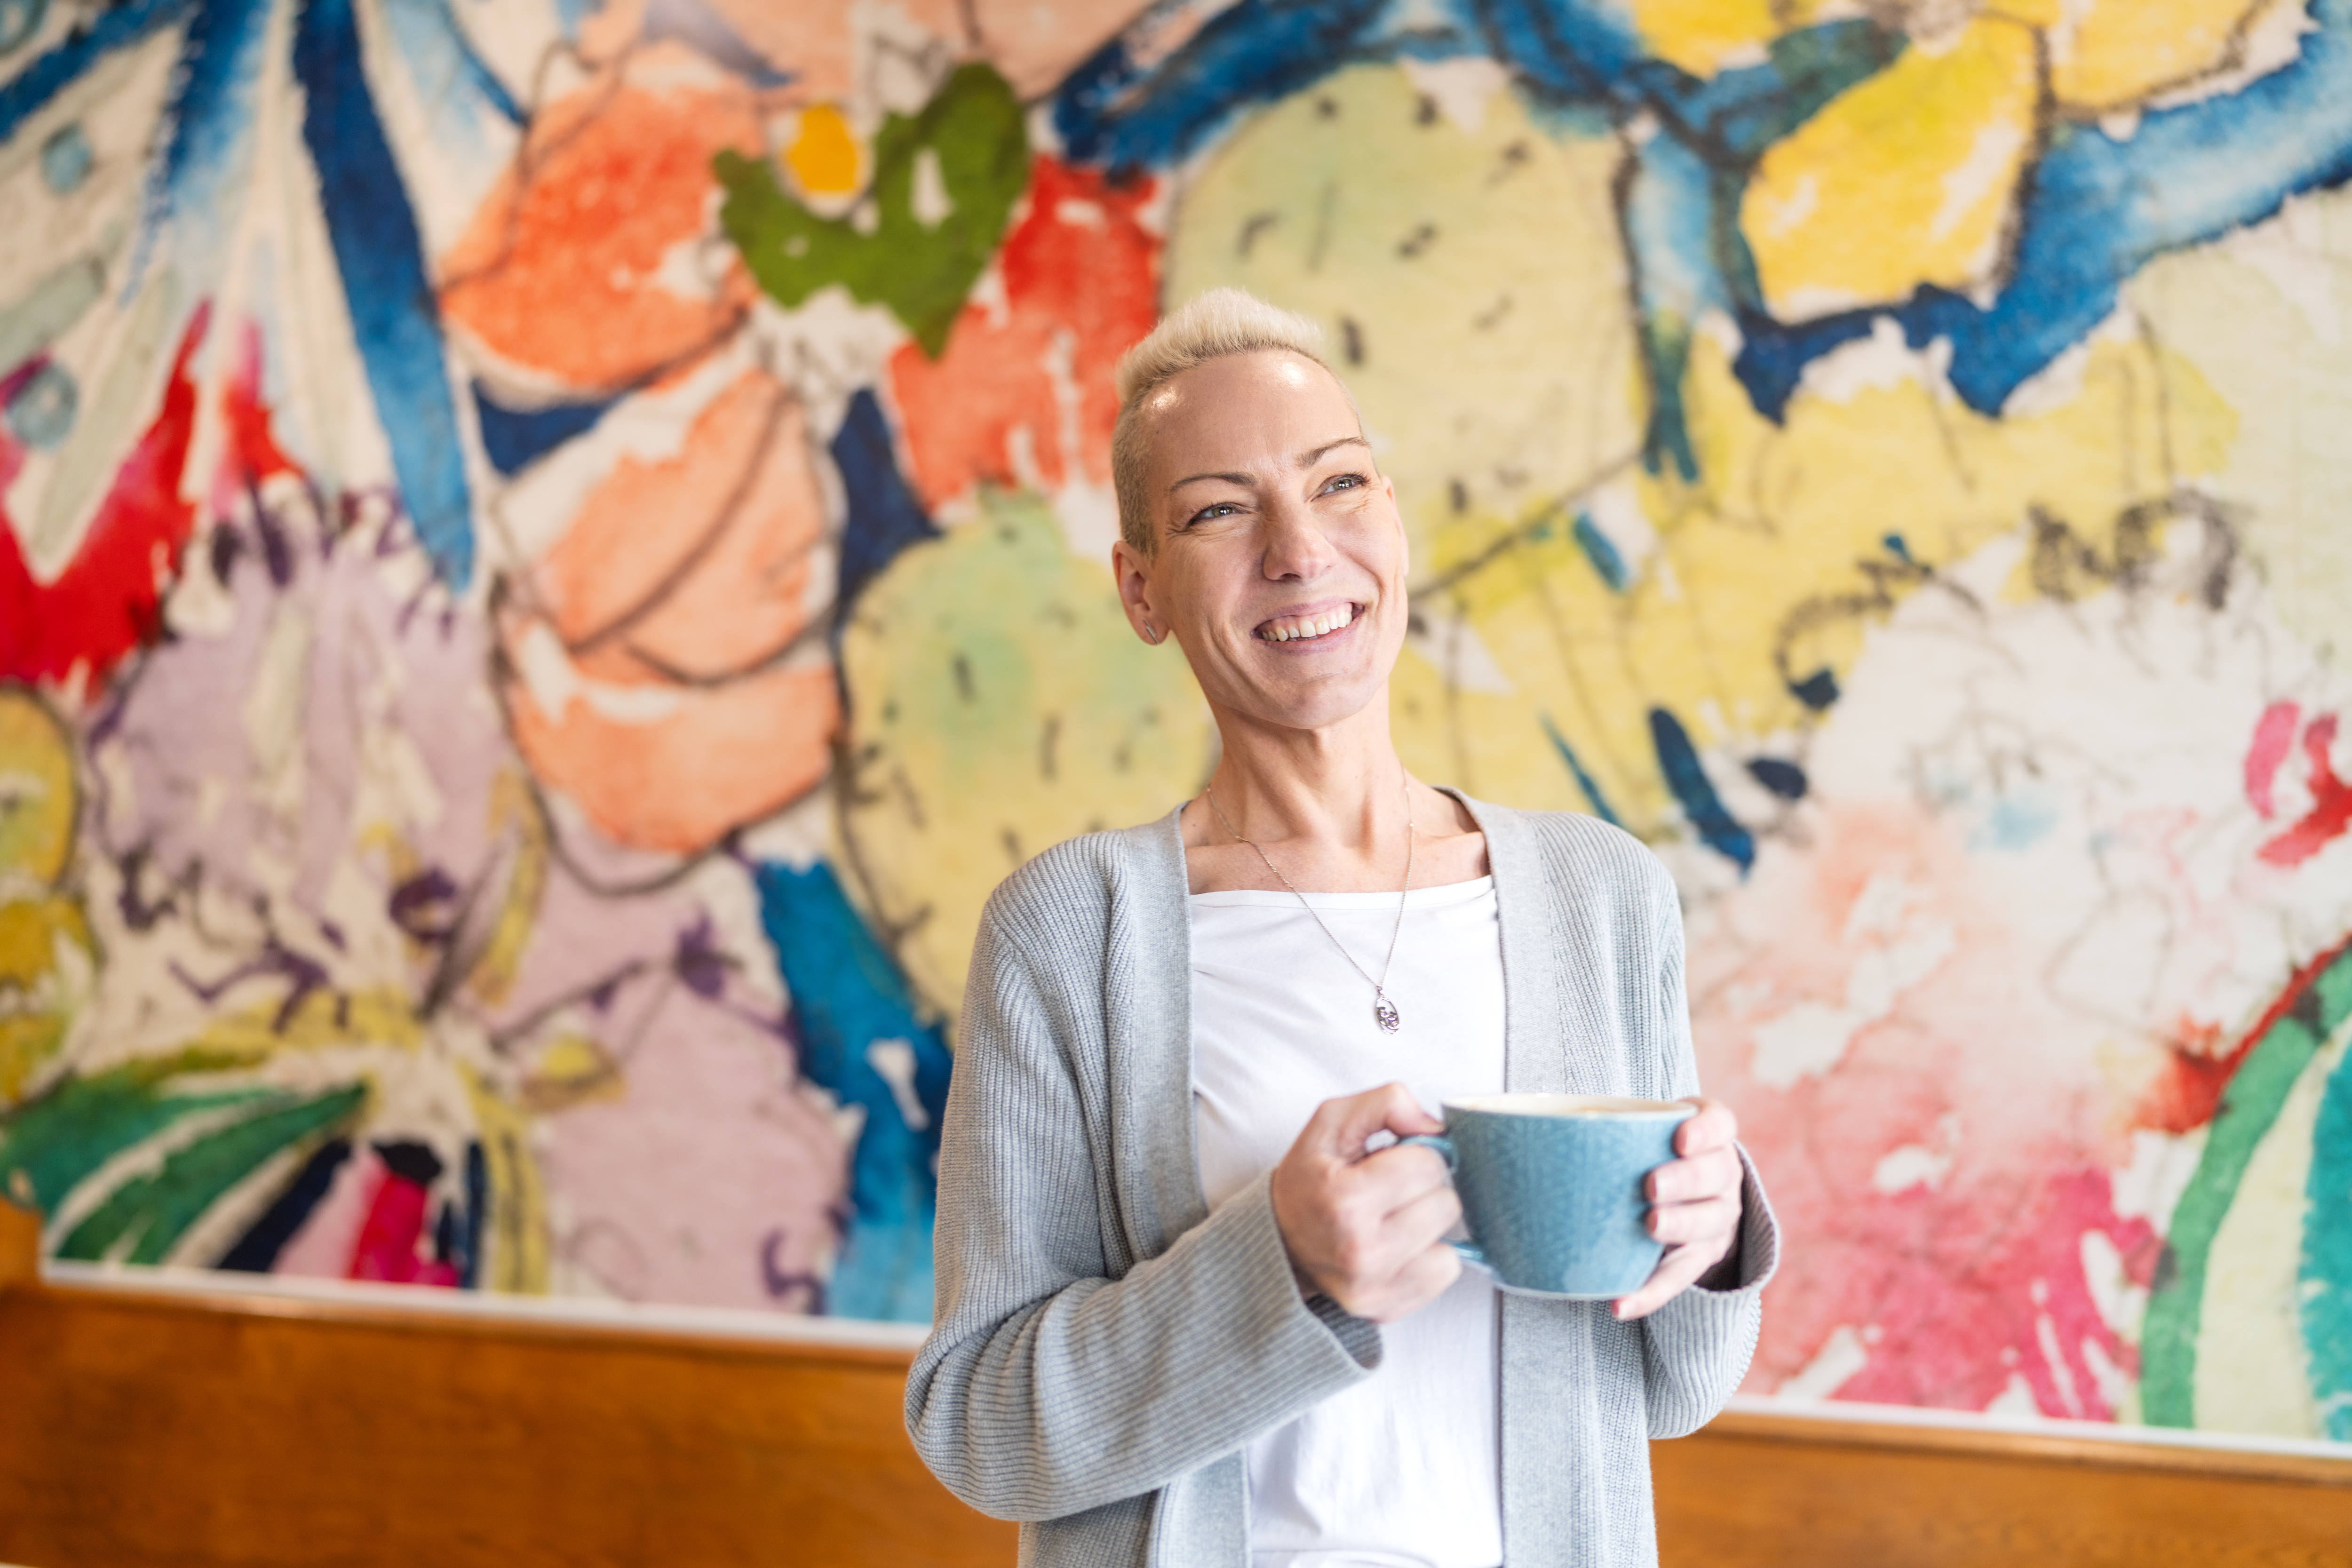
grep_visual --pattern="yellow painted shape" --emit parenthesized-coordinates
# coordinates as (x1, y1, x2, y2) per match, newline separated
(466, 771, 548, 1008)
(522, 1032, 624, 1114)
(2053, 0, 2265, 111)
(187, 987, 427, 1058)
(837, 489, 1216, 1018)
(0, 690, 76, 889)
(786, 103, 861, 196)
(1631, 0, 1784, 77)
(464, 1067, 551, 1294)
(1742, 16, 2039, 319)
(0, 896, 94, 1106)
(1163, 63, 1639, 588)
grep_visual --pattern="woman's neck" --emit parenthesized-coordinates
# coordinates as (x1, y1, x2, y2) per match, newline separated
(1182, 695, 1488, 893)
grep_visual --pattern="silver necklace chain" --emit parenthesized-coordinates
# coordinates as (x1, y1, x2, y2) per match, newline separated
(1203, 777, 1414, 1034)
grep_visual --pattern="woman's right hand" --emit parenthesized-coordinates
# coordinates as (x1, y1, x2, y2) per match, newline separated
(1269, 1082, 1463, 1323)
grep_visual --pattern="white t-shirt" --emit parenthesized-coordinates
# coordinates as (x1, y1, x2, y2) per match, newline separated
(1190, 876, 1508, 1568)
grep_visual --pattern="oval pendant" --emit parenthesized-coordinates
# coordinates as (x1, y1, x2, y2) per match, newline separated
(1373, 993, 1401, 1034)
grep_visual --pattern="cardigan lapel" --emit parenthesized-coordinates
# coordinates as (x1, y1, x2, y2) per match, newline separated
(1109, 806, 1212, 1262)
(1446, 791, 1568, 1096)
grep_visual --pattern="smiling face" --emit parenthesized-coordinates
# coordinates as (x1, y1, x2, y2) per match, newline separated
(1113, 350, 1409, 737)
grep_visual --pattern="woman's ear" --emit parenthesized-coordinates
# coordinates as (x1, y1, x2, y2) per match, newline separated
(1111, 537, 1163, 647)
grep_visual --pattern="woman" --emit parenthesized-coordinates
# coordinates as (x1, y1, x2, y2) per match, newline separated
(905, 289, 1778, 1566)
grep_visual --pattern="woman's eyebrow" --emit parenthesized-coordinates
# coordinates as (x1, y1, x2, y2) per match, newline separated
(1167, 469, 1257, 493)
(1296, 436, 1370, 468)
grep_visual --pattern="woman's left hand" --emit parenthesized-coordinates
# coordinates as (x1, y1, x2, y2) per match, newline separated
(1612, 1098, 1745, 1321)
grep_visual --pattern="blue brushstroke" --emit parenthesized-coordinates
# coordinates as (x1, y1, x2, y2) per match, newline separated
(831, 388, 939, 613)
(381, 0, 524, 127)
(1571, 510, 1627, 590)
(1649, 706, 1753, 872)
(1621, 134, 1722, 479)
(294, 0, 474, 588)
(1056, 0, 1391, 171)
(1540, 712, 1619, 826)
(641, 0, 789, 87)
(1746, 757, 1807, 800)
(216, 1136, 351, 1272)
(1737, 0, 2352, 420)
(1788, 668, 1838, 710)
(2304, 1027, 2352, 1442)
(753, 860, 951, 1323)
(473, 382, 614, 477)
(149, 0, 274, 272)
(0, 0, 191, 147)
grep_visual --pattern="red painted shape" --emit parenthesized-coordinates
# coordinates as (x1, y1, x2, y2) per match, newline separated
(2258, 713, 2352, 868)
(2133, 931, 2352, 1133)
(2245, 700, 2300, 817)
(0, 306, 210, 689)
(889, 158, 1160, 510)
(346, 1164, 460, 1289)
(216, 317, 300, 504)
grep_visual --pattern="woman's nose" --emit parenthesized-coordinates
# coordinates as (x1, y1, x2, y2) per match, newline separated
(1260, 500, 1337, 582)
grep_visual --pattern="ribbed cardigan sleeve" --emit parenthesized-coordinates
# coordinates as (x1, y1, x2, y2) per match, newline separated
(903, 878, 1378, 1523)
(1634, 853, 1780, 1439)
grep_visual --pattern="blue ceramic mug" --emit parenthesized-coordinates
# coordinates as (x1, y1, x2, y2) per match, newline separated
(1400, 1094, 1696, 1299)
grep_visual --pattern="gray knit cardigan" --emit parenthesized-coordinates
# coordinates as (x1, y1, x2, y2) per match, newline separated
(905, 793, 1780, 1566)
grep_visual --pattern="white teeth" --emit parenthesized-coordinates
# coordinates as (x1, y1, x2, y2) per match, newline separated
(1261, 605, 1355, 643)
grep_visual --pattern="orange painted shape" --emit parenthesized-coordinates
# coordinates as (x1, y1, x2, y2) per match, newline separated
(439, 60, 762, 396)
(618, 412, 825, 681)
(534, 371, 794, 650)
(502, 643, 840, 856)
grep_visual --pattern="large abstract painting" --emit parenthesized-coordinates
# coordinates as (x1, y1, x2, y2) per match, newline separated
(2, 0, 2348, 1442)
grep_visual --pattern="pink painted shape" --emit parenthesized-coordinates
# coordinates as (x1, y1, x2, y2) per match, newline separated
(2244, 700, 2301, 818)
(2258, 713, 2352, 868)
(347, 1162, 459, 1288)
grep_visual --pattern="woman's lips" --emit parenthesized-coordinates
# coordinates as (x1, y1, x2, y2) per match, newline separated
(1255, 602, 1360, 643)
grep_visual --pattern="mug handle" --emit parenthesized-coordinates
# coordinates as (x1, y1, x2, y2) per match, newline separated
(1395, 1134, 1486, 1269)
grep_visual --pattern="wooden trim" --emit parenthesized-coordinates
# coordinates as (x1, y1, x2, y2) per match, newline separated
(1697, 1405, 2352, 1486)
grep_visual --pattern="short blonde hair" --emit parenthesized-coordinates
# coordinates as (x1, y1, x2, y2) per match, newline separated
(1110, 288, 1352, 553)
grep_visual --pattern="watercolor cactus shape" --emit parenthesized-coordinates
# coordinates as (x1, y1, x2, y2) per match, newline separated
(836, 488, 1215, 1018)
(717, 62, 1030, 357)
(1163, 64, 1638, 582)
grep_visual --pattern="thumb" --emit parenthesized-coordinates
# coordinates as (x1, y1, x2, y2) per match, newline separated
(1301, 1082, 1442, 1162)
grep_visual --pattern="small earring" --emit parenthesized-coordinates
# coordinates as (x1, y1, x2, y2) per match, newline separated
(1142, 622, 1160, 645)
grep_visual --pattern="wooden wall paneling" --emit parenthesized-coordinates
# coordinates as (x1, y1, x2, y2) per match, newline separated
(1653, 1409, 2352, 1568)
(6, 1203, 2352, 1567)
(0, 1203, 1015, 1568)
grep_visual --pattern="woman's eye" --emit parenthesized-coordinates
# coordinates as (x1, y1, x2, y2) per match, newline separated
(1188, 502, 1240, 525)
(1319, 473, 1365, 494)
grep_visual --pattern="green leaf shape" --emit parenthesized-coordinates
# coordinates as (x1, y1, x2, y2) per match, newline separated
(2141, 938, 2352, 1426)
(715, 63, 1029, 356)
(0, 1050, 272, 1212)
(56, 1083, 368, 1265)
